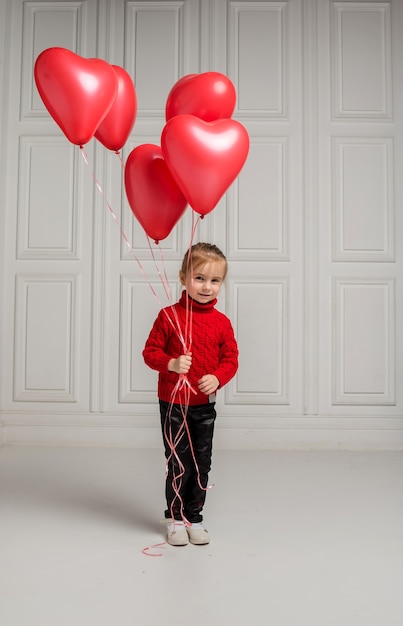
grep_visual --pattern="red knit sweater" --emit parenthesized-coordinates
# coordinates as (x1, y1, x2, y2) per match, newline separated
(143, 291, 238, 405)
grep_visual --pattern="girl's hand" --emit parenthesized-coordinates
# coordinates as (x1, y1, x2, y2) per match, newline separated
(198, 374, 219, 396)
(168, 353, 192, 374)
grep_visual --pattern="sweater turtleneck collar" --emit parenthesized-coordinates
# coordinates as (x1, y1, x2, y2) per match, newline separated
(179, 290, 217, 313)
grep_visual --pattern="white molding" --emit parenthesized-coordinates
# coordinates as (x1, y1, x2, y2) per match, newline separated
(227, 277, 290, 404)
(227, 136, 289, 261)
(331, 136, 394, 261)
(302, 0, 319, 415)
(21, 2, 83, 120)
(124, 0, 200, 119)
(17, 137, 79, 259)
(90, 140, 110, 413)
(0, 1, 11, 426)
(331, 1, 392, 121)
(1, 412, 402, 450)
(14, 274, 80, 402)
(332, 277, 395, 405)
(228, 1, 288, 119)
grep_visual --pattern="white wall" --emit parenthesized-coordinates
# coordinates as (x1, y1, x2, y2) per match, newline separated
(0, 0, 402, 450)
(0, 0, 11, 446)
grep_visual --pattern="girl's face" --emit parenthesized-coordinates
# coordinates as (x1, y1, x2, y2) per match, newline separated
(181, 260, 226, 304)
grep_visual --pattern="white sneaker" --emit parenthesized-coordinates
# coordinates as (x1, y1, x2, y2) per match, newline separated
(186, 524, 210, 545)
(167, 522, 189, 546)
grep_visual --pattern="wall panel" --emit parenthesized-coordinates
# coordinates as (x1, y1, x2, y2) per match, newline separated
(229, 1, 287, 117)
(227, 279, 289, 404)
(231, 138, 288, 259)
(317, 0, 402, 425)
(1, 0, 97, 418)
(224, 0, 303, 417)
(21, 1, 86, 118)
(17, 137, 78, 258)
(331, 1, 392, 119)
(14, 274, 79, 402)
(333, 278, 395, 405)
(332, 137, 394, 261)
(119, 277, 179, 403)
(125, 0, 200, 117)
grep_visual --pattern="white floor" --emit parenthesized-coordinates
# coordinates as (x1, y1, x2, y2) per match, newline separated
(0, 445, 402, 626)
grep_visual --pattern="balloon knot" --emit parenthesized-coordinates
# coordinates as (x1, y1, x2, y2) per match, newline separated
(154, 239, 159, 245)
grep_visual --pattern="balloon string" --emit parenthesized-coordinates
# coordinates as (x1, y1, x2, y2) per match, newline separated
(164, 379, 196, 521)
(80, 147, 212, 557)
(80, 148, 130, 251)
(142, 373, 213, 558)
(183, 212, 201, 352)
(153, 211, 201, 362)
(144, 237, 188, 354)
(142, 382, 191, 557)
(114, 150, 125, 168)
(141, 541, 166, 557)
(142, 217, 211, 557)
(80, 147, 194, 362)
(156, 240, 175, 303)
(165, 377, 214, 519)
(79, 146, 167, 309)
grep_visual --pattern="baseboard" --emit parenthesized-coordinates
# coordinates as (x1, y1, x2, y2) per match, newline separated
(1, 413, 403, 450)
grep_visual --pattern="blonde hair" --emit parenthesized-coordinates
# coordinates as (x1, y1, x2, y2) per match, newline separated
(181, 242, 228, 279)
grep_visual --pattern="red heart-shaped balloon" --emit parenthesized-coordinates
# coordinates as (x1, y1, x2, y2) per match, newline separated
(34, 47, 118, 146)
(161, 115, 249, 216)
(165, 72, 236, 122)
(124, 144, 188, 243)
(95, 65, 137, 152)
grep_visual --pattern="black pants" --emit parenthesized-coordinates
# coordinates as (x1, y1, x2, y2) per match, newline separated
(159, 400, 216, 523)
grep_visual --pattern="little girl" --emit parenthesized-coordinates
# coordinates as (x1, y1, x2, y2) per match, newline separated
(143, 243, 238, 546)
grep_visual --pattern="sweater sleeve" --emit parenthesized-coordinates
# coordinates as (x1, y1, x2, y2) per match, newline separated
(212, 318, 239, 388)
(142, 310, 173, 373)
